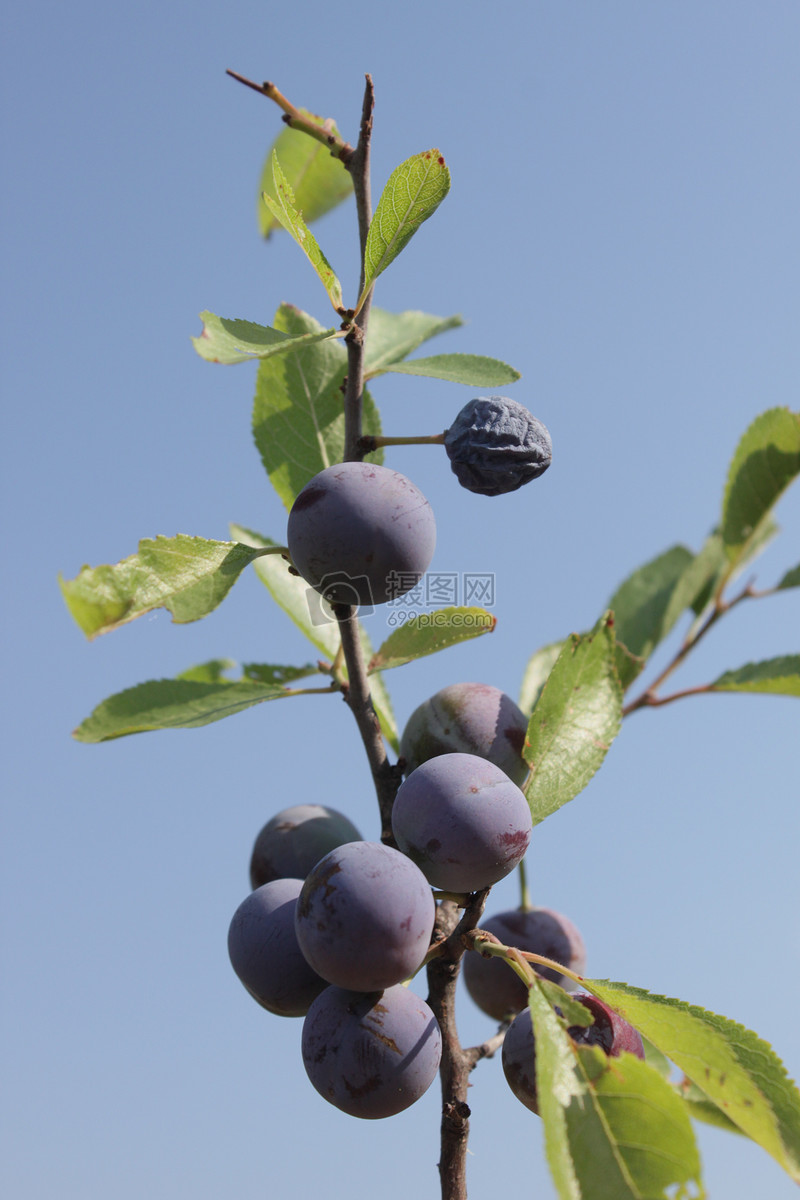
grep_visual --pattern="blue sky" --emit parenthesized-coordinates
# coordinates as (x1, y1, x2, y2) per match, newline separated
(2, 2, 799, 1197)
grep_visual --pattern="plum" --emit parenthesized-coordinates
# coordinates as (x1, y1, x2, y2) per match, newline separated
(287, 462, 436, 607)
(302, 984, 442, 1119)
(464, 907, 586, 1020)
(249, 804, 362, 889)
(295, 841, 435, 992)
(392, 753, 532, 892)
(502, 994, 645, 1113)
(400, 682, 529, 786)
(444, 396, 552, 496)
(228, 878, 327, 1016)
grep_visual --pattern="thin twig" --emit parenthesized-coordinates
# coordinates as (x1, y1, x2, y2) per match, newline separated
(225, 70, 355, 162)
(349, 75, 375, 301)
(343, 76, 375, 462)
(622, 581, 756, 717)
(464, 1026, 508, 1070)
(626, 682, 715, 710)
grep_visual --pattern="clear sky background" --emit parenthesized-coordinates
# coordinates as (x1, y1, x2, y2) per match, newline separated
(2, 2, 798, 1198)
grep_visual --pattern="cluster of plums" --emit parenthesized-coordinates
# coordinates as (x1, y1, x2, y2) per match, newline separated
(228, 685, 642, 1120)
(228, 409, 641, 1119)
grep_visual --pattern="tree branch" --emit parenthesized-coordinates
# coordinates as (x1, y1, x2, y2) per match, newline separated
(464, 1025, 508, 1070)
(622, 580, 757, 717)
(225, 70, 355, 162)
(343, 75, 375, 462)
(233, 69, 488, 1200)
(332, 604, 400, 844)
(349, 75, 375, 301)
(426, 890, 490, 1200)
(625, 682, 716, 711)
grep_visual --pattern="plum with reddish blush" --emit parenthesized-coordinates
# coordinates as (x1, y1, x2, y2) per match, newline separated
(400, 682, 529, 786)
(502, 994, 645, 1114)
(569, 993, 645, 1058)
(392, 753, 532, 892)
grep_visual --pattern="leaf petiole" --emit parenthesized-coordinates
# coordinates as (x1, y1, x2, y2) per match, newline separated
(466, 930, 584, 989)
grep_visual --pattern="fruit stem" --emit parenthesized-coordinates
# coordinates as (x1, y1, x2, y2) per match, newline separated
(432, 890, 471, 904)
(517, 856, 532, 911)
(358, 432, 447, 452)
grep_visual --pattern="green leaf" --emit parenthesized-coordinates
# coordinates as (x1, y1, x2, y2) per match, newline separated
(232, 523, 341, 659)
(678, 1079, 745, 1136)
(192, 311, 343, 365)
(528, 984, 588, 1200)
(710, 655, 800, 697)
(685, 531, 728, 616)
(640, 1035, 672, 1080)
(363, 308, 463, 377)
(730, 514, 780, 574)
(360, 150, 451, 302)
(175, 658, 236, 683)
(60, 536, 266, 638)
(777, 564, 800, 590)
(382, 353, 521, 387)
(529, 984, 704, 1200)
(175, 658, 319, 686)
(523, 614, 623, 825)
(73, 676, 300, 742)
(262, 153, 343, 311)
(519, 641, 565, 715)
(607, 538, 757, 688)
(252, 304, 382, 509)
(537, 979, 594, 1030)
(367, 607, 496, 672)
(721, 408, 800, 574)
(607, 545, 694, 663)
(613, 642, 647, 692)
(231, 524, 398, 752)
(689, 522, 779, 619)
(581, 979, 800, 1181)
(242, 662, 319, 685)
(364, 665, 398, 754)
(258, 111, 353, 238)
